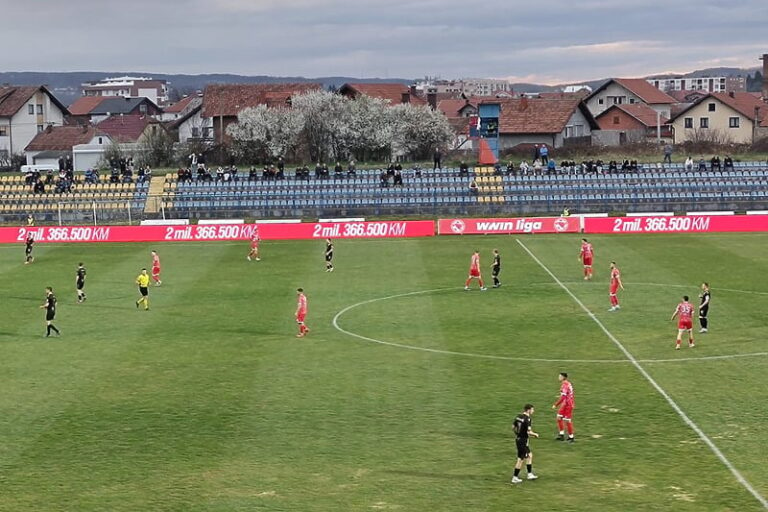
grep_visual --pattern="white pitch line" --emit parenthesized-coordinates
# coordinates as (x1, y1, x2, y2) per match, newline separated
(516, 238, 768, 510)
(332, 289, 768, 365)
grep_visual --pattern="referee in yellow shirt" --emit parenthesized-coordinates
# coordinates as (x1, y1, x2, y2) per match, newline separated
(136, 268, 150, 310)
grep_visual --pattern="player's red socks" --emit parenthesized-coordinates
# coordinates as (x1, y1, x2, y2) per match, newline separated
(557, 419, 564, 432)
(465, 279, 471, 287)
(566, 422, 574, 436)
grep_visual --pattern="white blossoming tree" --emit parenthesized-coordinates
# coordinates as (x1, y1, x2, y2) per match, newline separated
(226, 105, 304, 162)
(389, 103, 454, 161)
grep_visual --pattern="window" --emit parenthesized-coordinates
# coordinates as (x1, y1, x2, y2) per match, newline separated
(98, 137, 103, 144)
(28, 104, 34, 115)
(684, 117, 693, 129)
(37, 125, 44, 133)
(598, 98, 604, 105)
(629, 98, 635, 104)
(0, 126, 7, 137)
(708, 103, 716, 112)
(613, 116, 620, 125)
(700, 117, 709, 129)
(202, 127, 212, 139)
(729, 117, 740, 128)
(564, 126, 573, 138)
(575, 124, 584, 137)
(36, 104, 43, 114)
(191, 127, 200, 138)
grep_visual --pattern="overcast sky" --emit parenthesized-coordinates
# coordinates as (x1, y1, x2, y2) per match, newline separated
(4, 0, 766, 83)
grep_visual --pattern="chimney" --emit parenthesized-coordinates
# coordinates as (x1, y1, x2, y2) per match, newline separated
(45, 124, 53, 134)
(427, 92, 437, 110)
(729, 91, 735, 98)
(762, 54, 768, 100)
(401, 92, 410, 104)
(409, 84, 418, 96)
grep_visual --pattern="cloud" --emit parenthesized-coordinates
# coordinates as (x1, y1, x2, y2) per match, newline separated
(0, 0, 765, 82)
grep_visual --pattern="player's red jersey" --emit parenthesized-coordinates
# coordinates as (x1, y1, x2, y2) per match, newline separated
(152, 254, 160, 267)
(250, 227, 260, 247)
(296, 293, 307, 322)
(609, 267, 621, 293)
(560, 380, 574, 408)
(676, 301, 694, 329)
(469, 253, 481, 277)
(580, 242, 593, 265)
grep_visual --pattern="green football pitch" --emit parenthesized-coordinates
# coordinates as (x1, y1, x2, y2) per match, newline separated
(1, 233, 767, 511)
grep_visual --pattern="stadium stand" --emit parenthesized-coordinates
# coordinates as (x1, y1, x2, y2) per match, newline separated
(159, 163, 768, 218)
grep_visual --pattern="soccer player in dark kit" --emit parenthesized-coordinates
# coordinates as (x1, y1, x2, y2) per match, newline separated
(40, 287, 60, 337)
(75, 263, 87, 303)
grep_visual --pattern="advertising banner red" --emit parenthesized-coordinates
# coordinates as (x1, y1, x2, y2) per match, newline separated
(0, 221, 435, 244)
(438, 217, 579, 235)
(584, 215, 768, 234)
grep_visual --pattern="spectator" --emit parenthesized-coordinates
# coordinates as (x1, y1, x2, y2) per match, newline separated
(272, 165, 282, 180)
(547, 159, 556, 174)
(110, 168, 121, 183)
(189, 152, 198, 168)
(506, 161, 516, 175)
(595, 159, 604, 174)
(468, 178, 479, 195)
(277, 157, 285, 175)
(723, 155, 734, 171)
(249, 167, 259, 181)
(663, 143, 673, 164)
(393, 168, 403, 186)
(197, 153, 206, 171)
(532, 144, 539, 161)
(58, 155, 65, 173)
(413, 162, 421, 177)
(65, 154, 73, 172)
(697, 158, 707, 172)
(433, 148, 442, 170)
(621, 159, 630, 171)
(334, 162, 344, 178)
(533, 158, 543, 173)
(519, 160, 530, 174)
(629, 160, 638, 172)
(608, 160, 618, 173)
(684, 156, 694, 172)
(386, 162, 396, 177)
(314, 162, 323, 178)
(347, 160, 357, 177)
(710, 155, 721, 172)
(33, 179, 45, 194)
(44, 170, 54, 185)
(459, 161, 469, 176)
(539, 144, 549, 164)
(216, 167, 225, 181)
(379, 170, 389, 187)
(85, 168, 99, 184)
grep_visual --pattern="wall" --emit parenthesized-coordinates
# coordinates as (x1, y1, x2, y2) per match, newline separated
(586, 82, 643, 116)
(178, 110, 213, 143)
(671, 99, 755, 144)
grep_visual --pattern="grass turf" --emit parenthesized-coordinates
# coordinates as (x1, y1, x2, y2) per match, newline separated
(1, 233, 767, 511)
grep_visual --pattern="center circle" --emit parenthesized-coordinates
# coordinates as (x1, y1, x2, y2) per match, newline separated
(331, 287, 768, 364)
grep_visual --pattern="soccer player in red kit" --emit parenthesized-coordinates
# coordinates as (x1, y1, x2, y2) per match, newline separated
(552, 372, 575, 442)
(464, 250, 487, 291)
(247, 225, 261, 261)
(150, 250, 162, 286)
(295, 288, 309, 337)
(671, 295, 695, 350)
(608, 261, 624, 311)
(578, 238, 594, 280)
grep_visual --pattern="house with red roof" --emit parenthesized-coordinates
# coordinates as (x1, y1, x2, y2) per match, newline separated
(159, 93, 203, 122)
(202, 83, 321, 144)
(67, 96, 161, 124)
(0, 85, 69, 158)
(585, 78, 676, 119)
(339, 83, 427, 107)
(594, 104, 672, 145)
(24, 125, 111, 167)
(481, 97, 599, 150)
(96, 115, 166, 144)
(669, 92, 767, 144)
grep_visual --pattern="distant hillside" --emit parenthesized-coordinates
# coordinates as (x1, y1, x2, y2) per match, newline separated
(0, 71, 413, 106)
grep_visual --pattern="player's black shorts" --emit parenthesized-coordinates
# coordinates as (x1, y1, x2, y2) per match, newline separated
(492, 266, 501, 277)
(139, 286, 148, 297)
(515, 438, 530, 459)
(325, 253, 333, 262)
(25, 248, 32, 256)
(46, 310, 56, 321)
(699, 306, 709, 318)
(76, 280, 85, 290)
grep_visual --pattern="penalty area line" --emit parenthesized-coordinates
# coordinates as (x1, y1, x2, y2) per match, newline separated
(515, 238, 768, 510)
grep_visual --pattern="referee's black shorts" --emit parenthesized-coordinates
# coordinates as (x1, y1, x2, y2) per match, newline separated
(139, 286, 148, 297)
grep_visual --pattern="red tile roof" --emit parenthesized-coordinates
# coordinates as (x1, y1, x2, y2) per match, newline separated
(613, 78, 676, 104)
(68, 96, 110, 116)
(0, 86, 43, 117)
(96, 115, 158, 142)
(25, 125, 102, 151)
(340, 83, 426, 106)
(481, 97, 594, 134)
(596, 104, 668, 127)
(202, 83, 322, 117)
(437, 98, 475, 117)
(163, 94, 201, 114)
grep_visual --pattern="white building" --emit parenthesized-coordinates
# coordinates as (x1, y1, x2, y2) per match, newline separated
(647, 76, 746, 93)
(81, 76, 170, 106)
(460, 78, 513, 96)
(0, 85, 68, 160)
